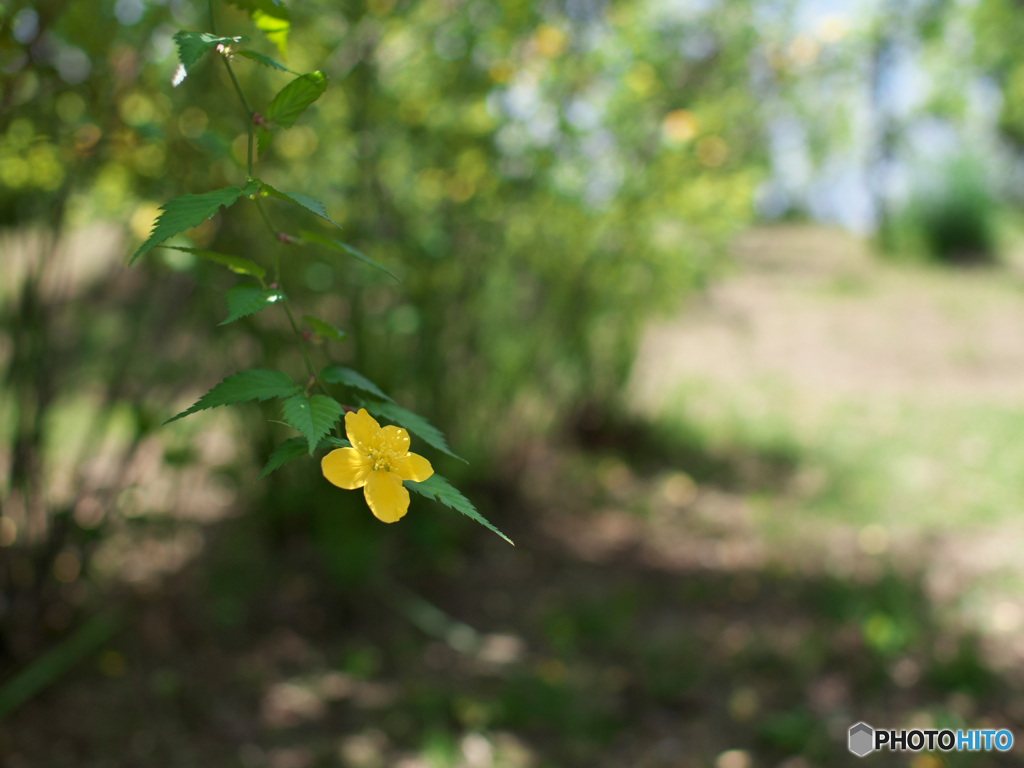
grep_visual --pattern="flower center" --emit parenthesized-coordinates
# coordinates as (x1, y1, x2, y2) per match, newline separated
(368, 441, 403, 472)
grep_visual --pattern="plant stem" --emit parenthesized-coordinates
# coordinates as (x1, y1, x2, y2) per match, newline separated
(209, 1, 253, 174)
(253, 198, 282, 283)
(225, 61, 254, 175)
(247, 121, 255, 177)
(284, 299, 330, 397)
(254, 197, 277, 239)
(204, 0, 336, 437)
(209, 0, 253, 175)
(255, 198, 329, 398)
(223, 59, 252, 115)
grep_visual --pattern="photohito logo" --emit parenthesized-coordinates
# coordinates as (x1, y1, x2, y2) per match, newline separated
(848, 723, 874, 757)
(847, 722, 1013, 758)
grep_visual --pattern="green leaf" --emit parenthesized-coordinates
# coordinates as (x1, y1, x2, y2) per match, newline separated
(236, 49, 294, 72)
(173, 31, 247, 72)
(281, 394, 344, 454)
(258, 182, 340, 227)
(166, 369, 297, 424)
(265, 72, 327, 128)
(222, 285, 284, 325)
(321, 366, 393, 402)
(130, 187, 244, 264)
(225, 0, 290, 57)
(303, 316, 346, 342)
(161, 246, 265, 279)
(224, 0, 288, 17)
(319, 436, 351, 449)
(253, 11, 290, 58)
(258, 436, 308, 479)
(363, 401, 465, 462)
(256, 126, 273, 157)
(406, 475, 513, 545)
(299, 230, 398, 281)
(240, 178, 261, 196)
(257, 435, 353, 479)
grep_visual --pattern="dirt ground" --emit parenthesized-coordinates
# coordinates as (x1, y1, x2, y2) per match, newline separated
(631, 226, 1024, 409)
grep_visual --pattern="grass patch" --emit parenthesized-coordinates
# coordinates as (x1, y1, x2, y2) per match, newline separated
(652, 377, 1024, 536)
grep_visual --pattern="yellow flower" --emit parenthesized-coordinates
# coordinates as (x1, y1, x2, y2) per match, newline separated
(321, 408, 434, 523)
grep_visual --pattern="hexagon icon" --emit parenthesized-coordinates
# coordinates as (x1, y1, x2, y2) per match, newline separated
(848, 722, 874, 757)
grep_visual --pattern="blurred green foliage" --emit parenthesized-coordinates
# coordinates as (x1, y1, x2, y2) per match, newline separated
(0, 0, 766, 609)
(974, 0, 1024, 149)
(1, 0, 762, 463)
(883, 157, 997, 264)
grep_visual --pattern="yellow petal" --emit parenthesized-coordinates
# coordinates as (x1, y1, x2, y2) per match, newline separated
(321, 448, 372, 489)
(380, 425, 410, 454)
(393, 451, 433, 482)
(364, 469, 410, 523)
(345, 408, 380, 454)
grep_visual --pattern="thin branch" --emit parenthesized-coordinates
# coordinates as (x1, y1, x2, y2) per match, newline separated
(247, 120, 254, 177)
(253, 197, 277, 239)
(283, 299, 331, 398)
(210, 0, 253, 173)
(207, 0, 332, 429)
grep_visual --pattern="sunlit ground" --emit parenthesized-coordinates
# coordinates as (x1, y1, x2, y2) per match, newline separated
(630, 224, 1024, 663)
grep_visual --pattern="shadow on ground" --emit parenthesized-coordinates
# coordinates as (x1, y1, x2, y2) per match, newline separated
(1, 417, 1020, 768)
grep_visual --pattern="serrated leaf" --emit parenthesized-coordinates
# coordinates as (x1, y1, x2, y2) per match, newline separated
(222, 285, 284, 324)
(166, 369, 297, 424)
(299, 230, 398, 281)
(281, 394, 344, 454)
(258, 436, 308, 479)
(364, 401, 465, 462)
(236, 49, 294, 72)
(258, 434, 354, 478)
(265, 72, 327, 128)
(161, 246, 266, 279)
(303, 316, 346, 342)
(258, 182, 340, 227)
(256, 126, 273, 157)
(173, 31, 247, 72)
(130, 187, 244, 264)
(406, 475, 513, 545)
(321, 366, 393, 402)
